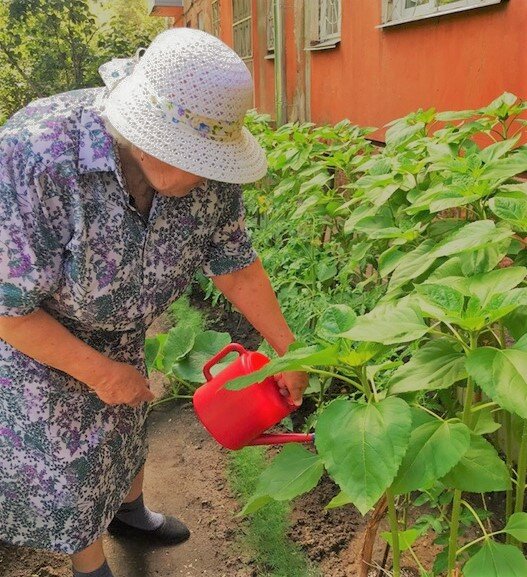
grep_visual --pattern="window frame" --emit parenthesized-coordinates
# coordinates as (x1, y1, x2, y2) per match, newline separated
(381, 0, 504, 27)
(232, 0, 253, 61)
(197, 10, 206, 31)
(319, 0, 342, 43)
(211, 0, 220, 37)
(266, 0, 275, 54)
(305, 0, 342, 51)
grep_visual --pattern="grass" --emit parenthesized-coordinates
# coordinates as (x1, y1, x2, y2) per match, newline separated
(227, 446, 320, 577)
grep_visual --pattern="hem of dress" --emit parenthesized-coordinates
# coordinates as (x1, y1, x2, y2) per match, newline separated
(67, 452, 149, 555)
(0, 453, 149, 555)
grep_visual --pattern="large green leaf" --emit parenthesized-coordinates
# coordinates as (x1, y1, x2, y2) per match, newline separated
(315, 304, 357, 343)
(441, 434, 510, 492)
(226, 345, 340, 390)
(453, 267, 527, 306)
(488, 191, 527, 232)
(388, 339, 467, 394)
(388, 239, 438, 289)
(241, 445, 324, 515)
(503, 306, 527, 341)
(388, 221, 511, 291)
(471, 406, 502, 435)
(481, 149, 527, 181)
(415, 284, 465, 321)
(172, 330, 231, 383)
(325, 490, 353, 509)
(479, 136, 520, 164)
(316, 398, 411, 514)
(339, 300, 429, 345)
(391, 420, 471, 495)
(503, 513, 527, 543)
(432, 220, 513, 258)
(466, 347, 527, 419)
(162, 325, 196, 373)
(463, 541, 527, 577)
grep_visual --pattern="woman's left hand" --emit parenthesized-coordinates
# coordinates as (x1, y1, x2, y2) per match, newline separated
(275, 371, 309, 407)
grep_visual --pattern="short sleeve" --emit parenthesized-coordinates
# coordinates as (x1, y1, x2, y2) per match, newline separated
(202, 183, 258, 277)
(0, 150, 65, 317)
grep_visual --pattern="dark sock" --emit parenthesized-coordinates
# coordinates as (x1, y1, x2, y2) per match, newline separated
(73, 560, 113, 577)
(115, 493, 164, 531)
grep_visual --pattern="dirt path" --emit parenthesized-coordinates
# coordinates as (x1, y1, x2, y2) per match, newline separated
(0, 401, 253, 577)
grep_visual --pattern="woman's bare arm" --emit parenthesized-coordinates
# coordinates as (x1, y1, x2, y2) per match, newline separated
(0, 310, 153, 406)
(211, 258, 307, 404)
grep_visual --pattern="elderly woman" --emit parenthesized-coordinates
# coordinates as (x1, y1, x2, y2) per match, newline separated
(0, 28, 307, 577)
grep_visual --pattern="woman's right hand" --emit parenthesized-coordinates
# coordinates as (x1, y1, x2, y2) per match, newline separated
(91, 361, 155, 408)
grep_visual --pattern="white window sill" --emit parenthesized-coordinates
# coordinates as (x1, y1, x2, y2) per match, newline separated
(305, 38, 341, 51)
(264, 52, 275, 60)
(378, 0, 503, 28)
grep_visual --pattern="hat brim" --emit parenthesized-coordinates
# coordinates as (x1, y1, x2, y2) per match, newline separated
(102, 76, 268, 185)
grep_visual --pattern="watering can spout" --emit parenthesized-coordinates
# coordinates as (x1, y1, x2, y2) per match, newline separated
(248, 433, 315, 446)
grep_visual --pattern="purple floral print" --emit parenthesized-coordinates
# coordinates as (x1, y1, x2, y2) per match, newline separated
(0, 87, 257, 553)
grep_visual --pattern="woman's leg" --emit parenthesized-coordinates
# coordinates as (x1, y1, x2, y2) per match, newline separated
(123, 465, 145, 503)
(70, 536, 106, 573)
(109, 462, 190, 544)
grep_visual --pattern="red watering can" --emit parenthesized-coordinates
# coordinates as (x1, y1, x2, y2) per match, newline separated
(193, 343, 314, 450)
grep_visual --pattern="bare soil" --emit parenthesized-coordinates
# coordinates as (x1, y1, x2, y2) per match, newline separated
(0, 297, 501, 577)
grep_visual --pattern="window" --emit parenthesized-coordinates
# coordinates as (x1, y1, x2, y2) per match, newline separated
(211, 0, 220, 37)
(306, 0, 342, 50)
(382, 0, 503, 26)
(266, 0, 275, 53)
(232, 0, 252, 60)
(197, 10, 205, 30)
(319, 0, 341, 42)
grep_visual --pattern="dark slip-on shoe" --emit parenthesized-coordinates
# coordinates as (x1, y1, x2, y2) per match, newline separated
(107, 515, 191, 545)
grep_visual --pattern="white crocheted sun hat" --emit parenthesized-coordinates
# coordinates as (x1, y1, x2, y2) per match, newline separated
(99, 28, 268, 184)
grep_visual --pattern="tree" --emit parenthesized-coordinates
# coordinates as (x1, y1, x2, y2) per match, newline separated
(0, 0, 168, 124)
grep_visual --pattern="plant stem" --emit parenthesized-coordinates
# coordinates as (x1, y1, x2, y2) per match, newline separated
(505, 411, 514, 543)
(470, 401, 499, 414)
(456, 530, 504, 556)
(460, 499, 488, 536)
(308, 367, 365, 393)
(461, 375, 476, 428)
(149, 394, 194, 408)
(448, 332, 478, 575)
(512, 419, 527, 547)
(447, 490, 463, 576)
(358, 366, 373, 402)
(408, 545, 429, 575)
(386, 488, 401, 577)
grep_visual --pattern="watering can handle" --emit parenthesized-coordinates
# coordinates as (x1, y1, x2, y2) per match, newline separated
(203, 343, 247, 381)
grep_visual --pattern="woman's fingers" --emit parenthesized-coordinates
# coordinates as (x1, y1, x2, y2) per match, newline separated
(276, 371, 308, 407)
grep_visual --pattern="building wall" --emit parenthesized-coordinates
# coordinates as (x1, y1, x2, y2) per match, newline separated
(310, 0, 526, 138)
(178, 1, 526, 139)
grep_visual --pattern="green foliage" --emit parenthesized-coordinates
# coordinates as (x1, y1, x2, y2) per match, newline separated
(241, 445, 324, 515)
(232, 94, 527, 575)
(146, 299, 233, 403)
(316, 397, 412, 514)
(463, 541, 527, 577)
(227, 446, 319, 577)
(0, 0, 166, 122)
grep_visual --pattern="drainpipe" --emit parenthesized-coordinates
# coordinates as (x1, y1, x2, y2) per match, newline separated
(273, 0, 287, 126)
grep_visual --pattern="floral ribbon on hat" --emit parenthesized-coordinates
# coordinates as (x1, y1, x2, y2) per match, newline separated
(98, 50, 243, 143)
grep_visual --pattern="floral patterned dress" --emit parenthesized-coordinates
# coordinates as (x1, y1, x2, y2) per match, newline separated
(0, 88, 257, 553)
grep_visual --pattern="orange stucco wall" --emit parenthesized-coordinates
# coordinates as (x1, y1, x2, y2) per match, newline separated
(178, 1, 525, 139)
(309, 0, 527, 138)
